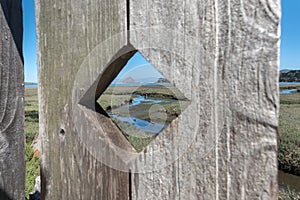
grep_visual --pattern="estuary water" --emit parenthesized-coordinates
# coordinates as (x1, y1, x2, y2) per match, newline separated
(278, 170, 300, 193)
(279, 82, 300, 94)
(280, 89, 298, 94)
(25, 84, 38, 89)
(109, 95, 172, 134)
(279, 82, 300, 85)
(111, 114, 166, 134)
(130, 95, 171, 107)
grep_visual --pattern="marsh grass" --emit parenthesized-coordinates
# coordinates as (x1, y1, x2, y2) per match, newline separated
(98, 94, 134, 110)
(279, 86, 300, 175)
(98, 85, 190, 152)
(24, 85, 300, 196)
(279, 187, 300, 200)
(25, 143, 40, 196)
(111, 118, 157, 152)
(279, 85, 300, 91)
(280, 93, 300, 104)
(25, 89, 40, 197)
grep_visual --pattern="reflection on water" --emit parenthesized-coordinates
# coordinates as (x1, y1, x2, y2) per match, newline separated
(111, 114, 165, 134)
(279, 82, 300, 85)
(25, 84, 38, 89)
(280, 89, 298, 94)
(130, 95, 170, 107)
(278, 170, 300, 192)
(109, 95, 170, 134)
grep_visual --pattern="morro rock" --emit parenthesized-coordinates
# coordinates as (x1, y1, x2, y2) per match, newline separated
(121, 76, 136, 83)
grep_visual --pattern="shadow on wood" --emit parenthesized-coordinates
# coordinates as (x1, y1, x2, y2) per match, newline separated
(0, 189, 12, 200)
(0, 0, 23, 59)
(0, 0, 25, 199)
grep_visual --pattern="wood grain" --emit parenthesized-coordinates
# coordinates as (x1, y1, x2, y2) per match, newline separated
(36, 0, 280, 199)
(0, 0, 25, 199)
(129, 0, 280, 199)
(35, 0, 131, 199)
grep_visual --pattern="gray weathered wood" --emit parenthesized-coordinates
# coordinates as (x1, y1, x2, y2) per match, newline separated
(35, 0, 132, 199)
(129, 0, 280, 199)
(37, 0, 280, 199)
(0, 0, 25, 199)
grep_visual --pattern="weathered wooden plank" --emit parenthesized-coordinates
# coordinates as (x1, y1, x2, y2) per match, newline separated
(37, 0, 280, 199)
(0, 0, 25, 199)
(35, 0, 131, 199)
(129, 0, 280, 199)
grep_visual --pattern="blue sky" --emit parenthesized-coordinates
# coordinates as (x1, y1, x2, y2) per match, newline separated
(280, 0, 300, 69)
(23, 0, 37, 82)
(23, 0, 300, 82)
(112, 52, 164, 83)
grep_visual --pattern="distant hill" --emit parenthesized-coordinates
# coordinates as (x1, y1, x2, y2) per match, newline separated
(156, 78, 170, 83)
(280, 70, 300, 82)
(25, 82, 38, 85)
(121, 76, 135, 83)
(280, 69, 291, 74)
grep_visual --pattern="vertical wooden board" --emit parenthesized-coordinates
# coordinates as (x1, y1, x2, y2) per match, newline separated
(35, 0, 131, 199)
(216, 1, 280, 199)
(129, 0, 280, 199)
(129, 0, 218, 199)
(0, 0, 25, 199)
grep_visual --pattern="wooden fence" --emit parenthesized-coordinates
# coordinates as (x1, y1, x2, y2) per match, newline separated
(0, 0, 280, 199)
(0, 0, 25, 199)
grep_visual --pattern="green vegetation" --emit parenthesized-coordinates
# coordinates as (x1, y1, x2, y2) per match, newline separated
(25, 143, 40, 197)
(25, 89, 40, 197)
(279, 86, 300, 176)
(23, 85, 300, 195)
(279, 188, 300, 200)
(98, 94, 133, 110)
(132, 85, 188, 100)
(111, 118, 157, 152)
(279, 85, 300, 91)
(25, 82, 38, 86)
(98, 85, 190, 152)
(280, 70, 300, 82)
(99, 85, 188, 100)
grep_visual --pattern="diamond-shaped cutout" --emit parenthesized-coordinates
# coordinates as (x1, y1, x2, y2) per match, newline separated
(96, 51, 190, 152)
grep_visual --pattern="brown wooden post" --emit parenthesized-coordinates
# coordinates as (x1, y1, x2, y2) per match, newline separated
(36, 0, 280, 199)
(0, 0, 25, 199)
